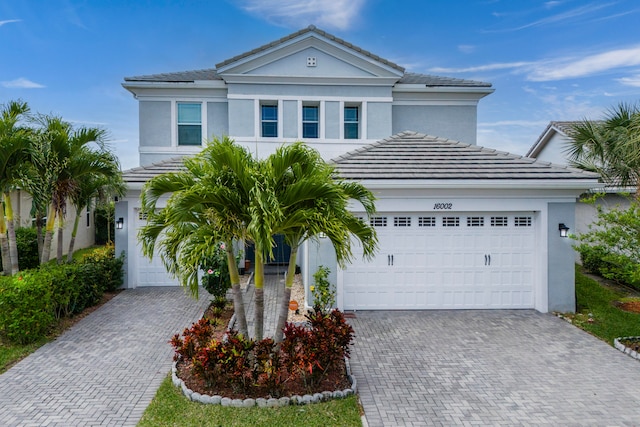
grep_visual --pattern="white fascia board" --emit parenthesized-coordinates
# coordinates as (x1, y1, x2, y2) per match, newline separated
(358, 179, 600, 192)
(220, 74, 400, 86)
(122, 81, 227, 97)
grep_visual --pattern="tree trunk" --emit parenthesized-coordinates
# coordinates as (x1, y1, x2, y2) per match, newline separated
(0, 200, 10, 275)
(253, 251, 265, 341)
(56, 213, 64, 264)
(40, 205, 56, 265)
(225, 242, 248, 338)
(67, 212, 81, 263)
(36, 212, 44, 258)
(5, 201, 19, 274)
(274, 245, 298, 344)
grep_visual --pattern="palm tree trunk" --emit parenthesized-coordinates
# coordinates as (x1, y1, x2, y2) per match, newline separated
(56, 213, 64, 264)
(0, 200, 10, 275)
(4, 194, 20, 274)
(67, 212, 81, 263)
(40, 205, 56, 264)
(225, 241, 248, 337)
(274, 244, 298, 344)
(253, 251, 265, 341)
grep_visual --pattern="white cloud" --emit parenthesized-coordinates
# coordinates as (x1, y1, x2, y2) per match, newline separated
(457, 45, 475, 54)
(617, 74, 640, 87)
(1, 77, 45, 89)
(233, 0, 365, 30)
(526, 45, 640, 81)
(429, 61, 532, 74)
(0, 19, 21, 27)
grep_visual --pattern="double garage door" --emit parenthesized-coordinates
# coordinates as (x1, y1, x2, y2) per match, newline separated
(342, 212, 536, 310)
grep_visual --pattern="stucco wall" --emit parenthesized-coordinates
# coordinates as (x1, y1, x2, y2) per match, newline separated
(547, 202, 576, 312)
(207, 101, 229, 139)
(305, 238, 338, 309)
(392, 105, 477, 144)
(139, 101, 171, 147)
(115, 200, 129, 287)
(325, 101, 339, 139)
(367, 102, 392, 140)
(228, 99, 255, 137)
(283, 100, 298, 138)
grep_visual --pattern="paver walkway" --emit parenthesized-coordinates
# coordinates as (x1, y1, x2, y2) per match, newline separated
(349, 310, 640, 426)
(0, 287, 209, 427)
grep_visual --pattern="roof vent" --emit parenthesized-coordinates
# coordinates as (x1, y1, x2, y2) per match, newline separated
(307, 56, 317, 67)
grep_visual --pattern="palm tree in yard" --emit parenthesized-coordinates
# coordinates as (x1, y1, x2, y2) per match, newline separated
(66, 159, 125, 262)
(139, 137, 252, 338)
(26, 115, 113, 264)
(0, 99, 31, 275)
(567, 103, 640, 197)
(265, 142, 378, 343)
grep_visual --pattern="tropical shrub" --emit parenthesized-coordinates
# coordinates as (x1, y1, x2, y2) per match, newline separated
(0, 245, 124, 344)
(201, 243, 231, 305)
(15, 227, 40, 270)
(575, 200, 640, 290)
(94, 203, 115, 245)
(310, 266, 335, 313)
(0, 272, 54, 344)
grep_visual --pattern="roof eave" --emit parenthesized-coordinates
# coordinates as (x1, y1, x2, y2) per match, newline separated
(342, 178, 600, 191)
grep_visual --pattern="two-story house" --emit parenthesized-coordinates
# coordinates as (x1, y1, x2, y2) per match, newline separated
(117, 26, 598, 312)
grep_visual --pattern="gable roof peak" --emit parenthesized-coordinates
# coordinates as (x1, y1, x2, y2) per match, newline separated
(215, 25, 405, 73)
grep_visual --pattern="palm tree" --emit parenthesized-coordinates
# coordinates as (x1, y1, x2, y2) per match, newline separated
(26, 115, 111, 264)
(567, 103, 640, 197)
(264, 142, 378, 343)
(0, 99, 32, 275)
(66, 158, 125, 262)
(139, 137, 252, 337)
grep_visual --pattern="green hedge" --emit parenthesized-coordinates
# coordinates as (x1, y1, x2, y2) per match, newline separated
(0, 227, 40, 273)
(0, 246, 124, 344)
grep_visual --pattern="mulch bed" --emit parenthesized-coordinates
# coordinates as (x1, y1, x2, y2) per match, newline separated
(174, 303, 351, 400)
(615, 299, 640, 314)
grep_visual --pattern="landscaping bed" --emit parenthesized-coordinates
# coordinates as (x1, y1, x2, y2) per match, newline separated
(171, 300, 355, 405)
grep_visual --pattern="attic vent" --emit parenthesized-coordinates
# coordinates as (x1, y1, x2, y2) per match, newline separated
(307, 57, 317, 67)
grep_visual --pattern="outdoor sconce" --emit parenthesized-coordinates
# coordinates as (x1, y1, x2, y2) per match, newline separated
(558, 223, 569, 238)
(116, 217, 124, 230)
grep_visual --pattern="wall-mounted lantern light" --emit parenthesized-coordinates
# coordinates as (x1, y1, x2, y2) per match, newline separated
(558, 223, 569, 238)
(116, 217, 124, 230)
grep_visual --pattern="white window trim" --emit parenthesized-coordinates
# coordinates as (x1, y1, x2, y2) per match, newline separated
(256, 99, 282, 139)
(341, 101, 366, 140)
(172, 100, 207, 147)
(299, 101, 324, 140)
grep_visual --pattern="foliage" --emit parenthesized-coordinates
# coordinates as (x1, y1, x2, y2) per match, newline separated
(0, 272, 54, 344)
(0, 245, 124, 344)
(94, 203, 115, 245)
(574, 200, 640, 290)
(0, 227, 40, 273)
(138, 375, 362, 427)
(310, 266, 335, 313)
(567, 103, 640, 194)
(201, 243, 232, 304)
(170, 307, 354, 396)
(562, 266, 640, 344)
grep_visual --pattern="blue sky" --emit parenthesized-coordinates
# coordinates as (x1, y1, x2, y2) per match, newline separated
(2, 0, 639, 170)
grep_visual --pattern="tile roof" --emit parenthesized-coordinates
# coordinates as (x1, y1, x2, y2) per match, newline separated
(122, 157, 185, 185)
(397, 72, 491, 87)
(332, 131, 600, 181)
(124, 69, 221, 83)
(215, 25, 405, 72)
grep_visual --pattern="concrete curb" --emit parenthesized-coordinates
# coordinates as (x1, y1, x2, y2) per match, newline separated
(614, 336, 640, 361)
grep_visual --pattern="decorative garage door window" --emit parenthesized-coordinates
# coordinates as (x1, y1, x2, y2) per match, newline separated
(442, 217, 460, 227)
(514, 216, 533, 227)
(394, 216, 411, 227)
(491, 216, 508, 227)
(370, 216, 387, 227)
(467, 216, 484, 227)
(418, 216, 436, 227)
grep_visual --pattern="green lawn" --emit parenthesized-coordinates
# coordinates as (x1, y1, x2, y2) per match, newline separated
(0, 338, 47, 374)
(565, 265, 640, 344)
(138, 375, 362, 427)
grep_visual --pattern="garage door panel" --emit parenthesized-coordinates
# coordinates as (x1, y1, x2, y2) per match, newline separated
(343, 212, 536, 310)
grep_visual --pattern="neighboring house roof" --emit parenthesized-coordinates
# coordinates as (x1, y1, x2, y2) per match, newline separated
(123, 26, 490, 89)
(332, 131, 599, 184)
(525, 121, 579, 158)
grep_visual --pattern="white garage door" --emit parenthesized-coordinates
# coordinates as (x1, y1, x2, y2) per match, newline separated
(342, 213, 536, 310)
(135, 210, 180, 287)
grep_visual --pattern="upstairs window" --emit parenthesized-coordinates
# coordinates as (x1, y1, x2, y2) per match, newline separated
(302, 105, 319, 138)
(344, 105, 359, 139)
(177, 103, 202, 146)
(261, 104, 278, 137)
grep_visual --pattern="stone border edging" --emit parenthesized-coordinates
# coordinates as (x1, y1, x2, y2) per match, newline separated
(171, 358, 357, 407)
(614, 336, 640, 361)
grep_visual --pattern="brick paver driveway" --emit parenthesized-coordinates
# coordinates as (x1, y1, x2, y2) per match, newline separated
(0, 287, 209, 427)
(349, 310, 640, 426)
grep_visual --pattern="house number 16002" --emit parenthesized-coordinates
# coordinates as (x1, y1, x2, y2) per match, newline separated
(433, 203, 453, 210)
